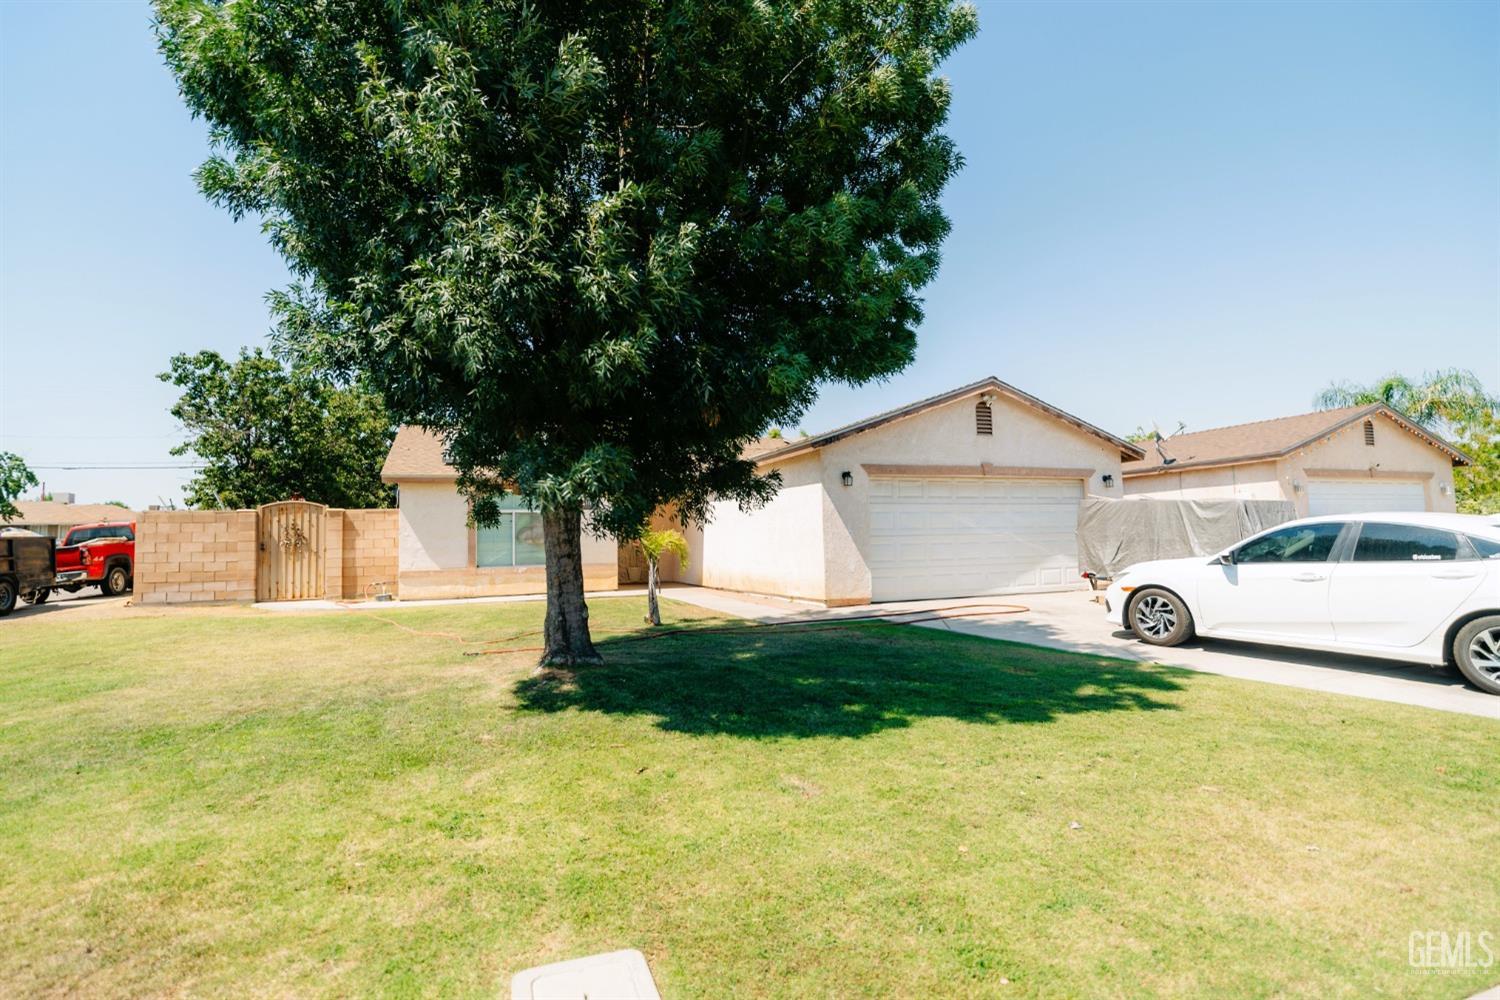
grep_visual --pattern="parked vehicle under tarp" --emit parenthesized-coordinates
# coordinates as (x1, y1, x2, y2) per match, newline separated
(1076, 497, 1296, 580)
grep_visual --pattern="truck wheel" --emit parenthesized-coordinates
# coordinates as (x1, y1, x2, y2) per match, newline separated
(20, 588, 50, 605)
(102, 565, 129, 597)
(0, 579, 16, 617)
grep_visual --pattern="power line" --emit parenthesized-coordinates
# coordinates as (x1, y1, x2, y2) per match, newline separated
(27, 464, 206, 471)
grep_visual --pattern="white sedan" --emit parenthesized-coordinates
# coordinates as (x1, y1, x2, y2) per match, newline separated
(1104, 512, 1500, 695)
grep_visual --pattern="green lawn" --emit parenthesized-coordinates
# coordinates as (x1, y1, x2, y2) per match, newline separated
(2, 598, 1497, 998)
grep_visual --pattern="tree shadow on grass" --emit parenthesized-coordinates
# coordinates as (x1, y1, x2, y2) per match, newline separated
(515, 621, 1185, 739)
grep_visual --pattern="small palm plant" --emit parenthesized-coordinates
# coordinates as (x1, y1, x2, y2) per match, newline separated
(639, 528, 690, 626)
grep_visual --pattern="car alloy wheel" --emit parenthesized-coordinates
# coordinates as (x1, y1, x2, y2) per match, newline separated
(1133, 594, 1177, 639)
(1468, 626, 1500, 685)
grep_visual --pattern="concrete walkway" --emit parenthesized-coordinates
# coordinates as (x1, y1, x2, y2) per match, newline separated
(257, 583, 1500, 720)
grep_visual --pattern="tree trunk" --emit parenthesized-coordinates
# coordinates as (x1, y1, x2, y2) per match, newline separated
(540, 508, 602, 667)
(646, 557, 661, 626)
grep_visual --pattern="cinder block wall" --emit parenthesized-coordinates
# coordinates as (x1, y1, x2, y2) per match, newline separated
(340, 509, 399, 599)
(134, 507, 399, 604)
(135, 510, 257, 604)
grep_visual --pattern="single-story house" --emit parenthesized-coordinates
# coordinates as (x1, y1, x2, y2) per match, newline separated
(382, 377, 1143, 604)
(1122, 404, 1468, 516)
(4, 500, 139, 540)
(380, 428, 621, 601)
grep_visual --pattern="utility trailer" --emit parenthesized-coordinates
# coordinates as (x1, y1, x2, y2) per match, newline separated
(0, 532, 56, 616)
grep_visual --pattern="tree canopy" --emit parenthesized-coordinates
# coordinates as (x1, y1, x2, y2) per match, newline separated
(156, 0, 976, 662)
(1314, 369, 1497, 433)
(1455, 411, 1500, 515)
(0, 452, 38, 522)
(162, 349, 396, 510)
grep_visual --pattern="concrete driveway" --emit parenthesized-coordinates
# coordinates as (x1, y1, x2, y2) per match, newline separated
(660, 586, 1500, 721)
(3, 588, 133, 622)
(915, 592, 1499, 720)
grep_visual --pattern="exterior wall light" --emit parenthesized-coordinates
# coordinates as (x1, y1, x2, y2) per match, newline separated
(1101, 474, 1114, 487)
(1291, 479, 1302, 492)
(841, 471, 853, 487)
(1440, 483, 1450, 495)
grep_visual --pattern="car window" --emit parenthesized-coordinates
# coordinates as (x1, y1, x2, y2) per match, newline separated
(1351, 523, 1460, 562)
(1465, 535, 1500, 560)
(64, 525, 132, 544)
(1234, 523, 1343, 564)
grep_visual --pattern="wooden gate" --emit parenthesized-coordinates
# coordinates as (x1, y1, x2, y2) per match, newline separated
(256, 501, 327, 601)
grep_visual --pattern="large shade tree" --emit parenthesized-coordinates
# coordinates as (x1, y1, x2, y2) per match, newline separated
(156, 0, 976, 664)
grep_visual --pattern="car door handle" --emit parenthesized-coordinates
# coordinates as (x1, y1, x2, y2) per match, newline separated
(1291, 573, 1326, 582)
(1431, 572, 1478, 580)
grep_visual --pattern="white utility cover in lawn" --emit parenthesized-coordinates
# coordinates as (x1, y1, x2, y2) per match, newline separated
(511, 949, 661, 1000)
(867, 476, 1085, 601)
(1306, 480, 1427, 516)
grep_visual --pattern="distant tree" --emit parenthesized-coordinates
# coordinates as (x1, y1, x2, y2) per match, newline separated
(639, 528, 690, 626)
(0, 452, 38, 522)
(157, 0, 976, 665)
(105, 500, 130, 509)
(1314, 369, 1497, 434)
(1456, 411, 1500, 515)
(162, 349, 396, 510)
(1125, 422, 1185, 444)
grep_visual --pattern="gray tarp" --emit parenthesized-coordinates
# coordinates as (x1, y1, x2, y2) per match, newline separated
(1076, 497, 1297, 578)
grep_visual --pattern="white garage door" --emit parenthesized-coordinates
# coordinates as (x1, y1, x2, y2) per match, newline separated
(1306, 479, 1427, 516)
(867, 477, 1084, 602)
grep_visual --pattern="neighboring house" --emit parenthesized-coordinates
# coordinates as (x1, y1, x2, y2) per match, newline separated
(5, 500, 138, 540)
(383, 377, 1143, 604)
(1122, 404, 1467, 516)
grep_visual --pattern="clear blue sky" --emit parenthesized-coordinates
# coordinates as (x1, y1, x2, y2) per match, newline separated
(2, 0, 1496, 509)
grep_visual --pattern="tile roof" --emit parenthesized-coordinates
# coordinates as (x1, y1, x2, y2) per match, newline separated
(6, 501, 138, 526)
(1123, 404, 1470, 477)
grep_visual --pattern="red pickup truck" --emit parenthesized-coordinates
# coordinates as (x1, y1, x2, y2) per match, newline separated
(52, 520, 135, 599)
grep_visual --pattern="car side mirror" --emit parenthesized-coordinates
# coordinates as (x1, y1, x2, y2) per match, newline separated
(1217, 552, 1235, 566)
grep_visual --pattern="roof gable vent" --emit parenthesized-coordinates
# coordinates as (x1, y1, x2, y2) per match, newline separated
(975, 400, 993, 435)
(1363, 419, 1375, 446)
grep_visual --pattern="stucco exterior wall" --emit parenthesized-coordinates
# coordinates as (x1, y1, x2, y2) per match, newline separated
(1283, 415, 1456, 515)
(814, 391, 1126, 603)
(397, 481, 471, 571)
(681, 453, 829, 600)
(1124, 461, 1284, 501)
(1122, 413, 1457, 514)
(393, 480, 618, 599)
(673, 391, 1126, 605)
